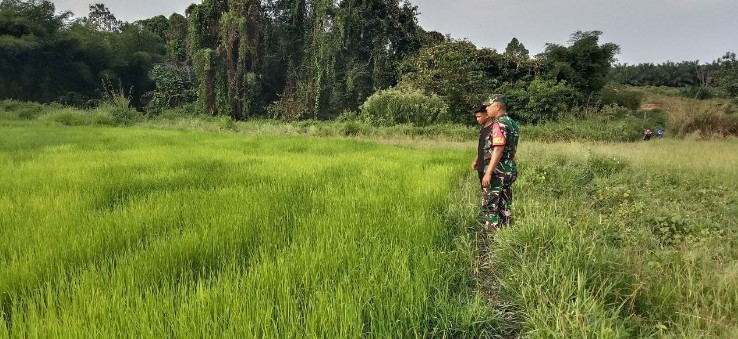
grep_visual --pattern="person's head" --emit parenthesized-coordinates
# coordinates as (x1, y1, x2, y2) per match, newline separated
(474, 105, 490, 125)
(482, 94, 508, 118)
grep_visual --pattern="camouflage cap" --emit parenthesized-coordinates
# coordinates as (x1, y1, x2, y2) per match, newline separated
(482, 94, 507, 106)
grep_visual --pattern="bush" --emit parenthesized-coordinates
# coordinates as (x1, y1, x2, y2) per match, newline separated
(95, 104, 143, 126)
(335, 110, 359, 122)
(267, 97, 311, 122)
(91, 111, 115, 125)
(360, 87, 449, 126)
(599, 85, 643, 110)
(155, 104, 201, 120)
(46, 109, 88, 126)
(499, 79, 580, 124)
(340, 121, 364, 136)
(398, 41, 493, 125)
(598, 104, 633, 120)
(679, 86, 716, 100)
(0, 100, 51, 120)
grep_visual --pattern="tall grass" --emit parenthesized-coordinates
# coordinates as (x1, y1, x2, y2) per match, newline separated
(489, 139, 738, 337)
(0, 121, 501, 337)
(641, 92, 738, 138)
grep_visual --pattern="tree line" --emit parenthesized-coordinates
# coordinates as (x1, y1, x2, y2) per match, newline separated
(2, 0, 735, 125)
(609, 54, 738, 100)
(0, 0, 165, 108)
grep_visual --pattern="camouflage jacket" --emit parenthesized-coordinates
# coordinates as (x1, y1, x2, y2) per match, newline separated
(483, 114, 519, 174)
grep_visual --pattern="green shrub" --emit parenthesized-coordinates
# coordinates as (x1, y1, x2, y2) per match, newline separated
(500, 79, 580, 124)
(600, 85, 643, 110)
(679, 86, 716, 100)
(47, 109, 88, 126)
(218, 115, 238, 131)
(598, 104, 633, 119)
(340, 121, 363, 136)
(639, 108, 668, 129)
(335, 110, 359, 122)
(267, 97, 310, 121)
(155, 104, 201, 120)
(91, 111, 115, 125)
(95, 104, 143, 126)
(17, 107, 43, 120)
(361, 87, 449, 126)
(0, 100, 51, 120)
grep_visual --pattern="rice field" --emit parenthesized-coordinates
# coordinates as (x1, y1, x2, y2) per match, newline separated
(0, 121, 496, 337)
(3, 117, 737, 338)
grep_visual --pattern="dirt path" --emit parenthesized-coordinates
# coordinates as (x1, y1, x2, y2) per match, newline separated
(473, 230, 521, 338)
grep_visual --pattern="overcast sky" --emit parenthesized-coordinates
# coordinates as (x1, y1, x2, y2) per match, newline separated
(51, 0, 737, 64)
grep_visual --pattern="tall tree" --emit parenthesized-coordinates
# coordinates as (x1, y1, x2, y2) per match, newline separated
(504, 37, 529, 60)
(166, 13, 188, 64)
(219, 0, 263, 119)
(539, 31, 620, 96)
(136, 15, 169, 41)
(331, 0, 422, 113)
(188, 0, 227, 115)
(399, 40, 491, 124)
(84, 3, 123, 32)
(714, 52, 738, 99)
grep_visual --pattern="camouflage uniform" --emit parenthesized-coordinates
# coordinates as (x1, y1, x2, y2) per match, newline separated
(480, 114, 519, 230)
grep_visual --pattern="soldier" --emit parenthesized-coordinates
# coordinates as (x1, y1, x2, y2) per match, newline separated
(479, 94, 519, 231)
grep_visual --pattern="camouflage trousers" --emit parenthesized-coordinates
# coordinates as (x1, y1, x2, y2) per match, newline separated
(478, 170, 517, 231)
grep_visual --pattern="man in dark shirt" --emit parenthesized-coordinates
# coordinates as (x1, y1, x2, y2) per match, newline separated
(471, 106, 492, 185)
(479, 94, 519, 231)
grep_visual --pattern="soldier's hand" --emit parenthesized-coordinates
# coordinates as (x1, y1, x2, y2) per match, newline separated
(471, 161, 477, 170)
(482, 173, 492, 188)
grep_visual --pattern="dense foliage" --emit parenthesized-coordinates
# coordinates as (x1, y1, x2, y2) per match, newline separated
(0, 0, 163, 107)
(538, 31, 620, 97)
(0, 0, 631, 124)
(1, 0, 735, 130)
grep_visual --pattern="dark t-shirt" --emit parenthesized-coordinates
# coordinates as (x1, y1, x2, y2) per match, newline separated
(477, 124, 492, 173)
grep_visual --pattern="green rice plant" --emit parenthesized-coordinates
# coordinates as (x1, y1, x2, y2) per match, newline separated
(2, 115, 736, 338)
(0, 122, 500, 337)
